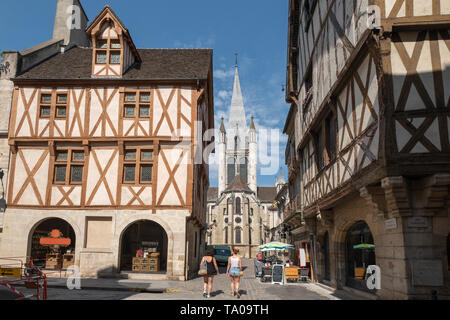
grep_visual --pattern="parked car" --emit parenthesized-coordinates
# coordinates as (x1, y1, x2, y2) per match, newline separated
(210, 245, 231, 266)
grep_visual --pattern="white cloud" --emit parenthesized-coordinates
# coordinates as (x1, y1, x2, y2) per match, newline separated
(214, 69, 234, 80)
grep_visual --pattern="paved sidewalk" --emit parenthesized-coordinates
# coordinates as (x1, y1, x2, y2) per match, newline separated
(1, 259, 367, 300)
(1, 277, 169, 293)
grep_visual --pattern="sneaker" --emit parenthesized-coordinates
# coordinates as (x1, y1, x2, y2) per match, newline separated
(207, 294, 210, 298)
(203, 292, 207, 298)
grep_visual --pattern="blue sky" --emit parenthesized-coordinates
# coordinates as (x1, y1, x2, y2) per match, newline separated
(1, 0, 289, 187)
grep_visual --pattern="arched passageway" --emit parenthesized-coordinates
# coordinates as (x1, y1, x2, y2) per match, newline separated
(345, 221, 375, 291)
(119, 220, 168, 273)
(29, 218, 76, 270)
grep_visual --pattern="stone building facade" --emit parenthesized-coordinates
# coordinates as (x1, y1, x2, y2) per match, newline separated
(0, 2, 213, 280)
(284, 0, 450, 299)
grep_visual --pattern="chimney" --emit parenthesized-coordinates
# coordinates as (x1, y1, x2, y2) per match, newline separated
(52, 0, 90, 47)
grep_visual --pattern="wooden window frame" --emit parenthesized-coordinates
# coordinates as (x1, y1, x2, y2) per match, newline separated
(39, 91, 68, 120)
(109, 50, 121, 65)
(122, 145, 154, 185)
(93, 29, 123, 68)
(123, 90, 151, 120)
(53, 147, 85, 185)
(55, 93, 68, 119)
(39, 92, 52, 119)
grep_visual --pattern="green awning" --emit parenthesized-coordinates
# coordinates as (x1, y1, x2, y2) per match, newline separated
(353, 243, 375, 250)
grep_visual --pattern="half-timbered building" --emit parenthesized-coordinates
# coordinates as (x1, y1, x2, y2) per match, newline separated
(0, 3, 213, 280)
(284, 0, 450, 299)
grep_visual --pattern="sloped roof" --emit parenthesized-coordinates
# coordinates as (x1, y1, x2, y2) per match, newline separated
(207, 187, 218, 202)
(257, 187, 277, 202)
(14, 46, 212, 81)
(225, 175, 252, 193)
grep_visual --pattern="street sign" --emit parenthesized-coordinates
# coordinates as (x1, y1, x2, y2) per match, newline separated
(0, 268, 21, 277)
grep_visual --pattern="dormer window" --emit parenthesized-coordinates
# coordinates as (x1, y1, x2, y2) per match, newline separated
(87, 6, 141, 77)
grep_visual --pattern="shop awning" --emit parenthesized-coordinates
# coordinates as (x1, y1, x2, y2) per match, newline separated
(353, 243, 375, 250)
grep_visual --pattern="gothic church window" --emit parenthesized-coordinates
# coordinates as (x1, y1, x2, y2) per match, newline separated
(227, 157, 235, 184)
(235, 227, 242, 244)
(239, 157, 248, 184)
(235, 197, 241, 215)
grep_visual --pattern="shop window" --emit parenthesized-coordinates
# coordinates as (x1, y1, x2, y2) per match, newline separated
(53, 148, 85, 185)
(122, 146, 153, 184)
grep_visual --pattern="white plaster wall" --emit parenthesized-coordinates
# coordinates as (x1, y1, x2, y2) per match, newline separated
(12, 149, 49, 205)
(85, 148, 119, 206)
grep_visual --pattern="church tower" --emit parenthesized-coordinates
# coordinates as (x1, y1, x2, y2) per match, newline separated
(218, 56, 257, 196)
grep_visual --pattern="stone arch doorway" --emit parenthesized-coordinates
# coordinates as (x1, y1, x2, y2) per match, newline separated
(119, 220, 168, 273)
(345, 221, 375, 291)
(28, 218, 76, 269)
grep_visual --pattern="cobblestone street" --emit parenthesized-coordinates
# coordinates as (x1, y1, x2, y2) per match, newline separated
(1, 259, 356, 300)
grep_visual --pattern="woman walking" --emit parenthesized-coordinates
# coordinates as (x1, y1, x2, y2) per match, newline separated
(226, 248, 242, 298)
(200, 249, 220, 298)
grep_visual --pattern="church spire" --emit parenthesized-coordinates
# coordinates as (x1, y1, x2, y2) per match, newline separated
(227, 55, 247, 147)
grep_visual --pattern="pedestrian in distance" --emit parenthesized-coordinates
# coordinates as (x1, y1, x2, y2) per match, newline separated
(226, 247, 242, 298)
(200, 249, 220, 298)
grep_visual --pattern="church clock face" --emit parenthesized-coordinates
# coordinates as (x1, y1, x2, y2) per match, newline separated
(235, 217, 242, 224)
(224, 218, 229, 224)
